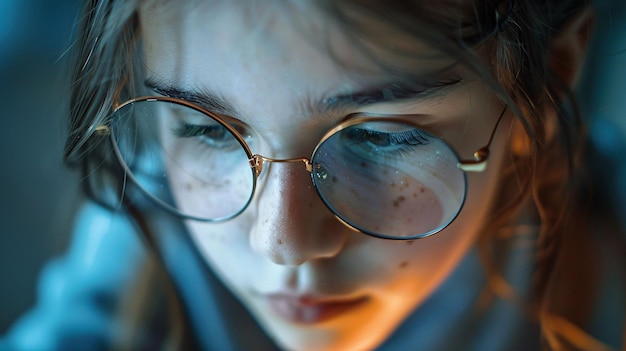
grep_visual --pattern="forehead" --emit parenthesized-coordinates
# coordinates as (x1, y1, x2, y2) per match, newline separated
(138, 0, 459, 85)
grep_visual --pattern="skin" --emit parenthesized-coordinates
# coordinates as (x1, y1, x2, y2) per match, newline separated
(138, 1, 513, 350)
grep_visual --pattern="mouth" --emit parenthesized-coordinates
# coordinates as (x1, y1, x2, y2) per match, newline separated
(263, 293, 370, 324)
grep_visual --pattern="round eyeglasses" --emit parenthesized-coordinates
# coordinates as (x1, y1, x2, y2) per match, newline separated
(97, 96, 505, 240)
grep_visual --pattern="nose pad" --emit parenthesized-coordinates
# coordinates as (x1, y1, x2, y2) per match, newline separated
(249, 161, 348, 266)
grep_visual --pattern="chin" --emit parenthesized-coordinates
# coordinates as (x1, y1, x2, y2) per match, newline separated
(269, 326, 389, 351)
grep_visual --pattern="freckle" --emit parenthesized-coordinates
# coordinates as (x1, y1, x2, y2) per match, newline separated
(360, 161, 367, 168)
(185, 183, 192, 190)
(391, 182, 396, 187)
(393, 196, 405, 207)
(406, 240, 414, 245)
(399, 261, 408, 269)
(420, 187, 425, 193)
(332, 176, 338, 183)
(277, 239, 283, 245)
(413, 192, 418, 198)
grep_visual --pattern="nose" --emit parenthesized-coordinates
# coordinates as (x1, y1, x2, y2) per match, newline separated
(248, 161, 348, 266)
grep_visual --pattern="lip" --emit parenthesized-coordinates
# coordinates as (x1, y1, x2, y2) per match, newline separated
(263, 294, 370, 324)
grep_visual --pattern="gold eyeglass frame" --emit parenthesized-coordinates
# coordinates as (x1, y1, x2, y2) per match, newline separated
(96, 92, 507, 240)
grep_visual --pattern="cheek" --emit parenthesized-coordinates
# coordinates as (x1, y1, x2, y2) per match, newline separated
(166, 161, 253, 219)
(314, 142, 465, 238)
(348, 233, 477, 324)
(370, 236, 468, 278)
(160, 135, 255, 220)
(183, 218, 257, 287)
(323, 172, 444, 236)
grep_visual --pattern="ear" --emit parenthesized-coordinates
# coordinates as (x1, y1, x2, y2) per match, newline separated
(548, 7, 595, 89)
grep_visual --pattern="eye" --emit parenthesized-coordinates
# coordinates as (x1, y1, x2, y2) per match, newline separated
(172, 120, 244, 151)
(162, 103, 244, 151)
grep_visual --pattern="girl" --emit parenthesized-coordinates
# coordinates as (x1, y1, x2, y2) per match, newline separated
(4, 0, 624, 350)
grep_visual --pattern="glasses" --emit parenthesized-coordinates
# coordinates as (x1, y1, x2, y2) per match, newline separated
(96, 94, 505, 240)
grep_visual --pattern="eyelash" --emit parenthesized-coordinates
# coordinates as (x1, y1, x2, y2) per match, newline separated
(349, 128, 429, 146)
(172, 122, 241, 150)
(342, 127, 432, 160)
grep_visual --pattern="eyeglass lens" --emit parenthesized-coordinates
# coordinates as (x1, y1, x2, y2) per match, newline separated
(110, 99, 467, 239)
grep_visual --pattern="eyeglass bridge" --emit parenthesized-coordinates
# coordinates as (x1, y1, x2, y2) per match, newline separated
(250, 154, 313, 177)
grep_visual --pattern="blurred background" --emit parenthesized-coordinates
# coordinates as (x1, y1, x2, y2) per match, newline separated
(0, 0, 624, 336)
(580, 0, 626, 229)
(0, 0, 84, 332)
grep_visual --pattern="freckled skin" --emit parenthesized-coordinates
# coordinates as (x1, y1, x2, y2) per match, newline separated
(381, 177, 443, 236)
(316, 158, 445, 237)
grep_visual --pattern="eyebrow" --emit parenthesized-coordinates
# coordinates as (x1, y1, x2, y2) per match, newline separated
(315, 77, 463, 115)
(146, 78, 239, 117)
(144, 75, 464, 118)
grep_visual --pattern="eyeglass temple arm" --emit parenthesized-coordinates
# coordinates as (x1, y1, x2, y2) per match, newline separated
(456, 107, 507, 173)
(89, 79, 130, 136)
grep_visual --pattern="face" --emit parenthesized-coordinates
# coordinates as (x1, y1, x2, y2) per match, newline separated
(139, 2, 511, 350)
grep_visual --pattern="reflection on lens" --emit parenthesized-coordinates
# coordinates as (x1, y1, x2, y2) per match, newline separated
(312, 121, 466, 239)
(110, 99, 255, 221)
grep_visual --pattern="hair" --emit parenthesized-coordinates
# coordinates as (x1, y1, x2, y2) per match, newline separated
(63, 0, 613, 350)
